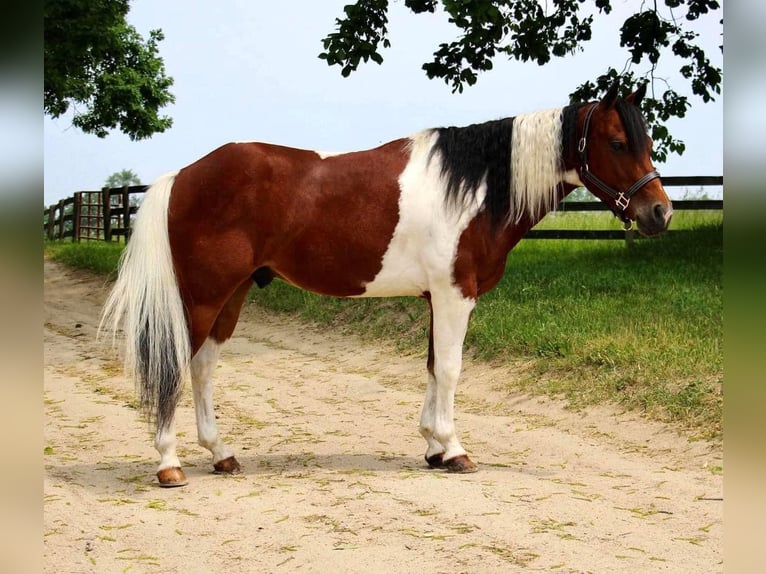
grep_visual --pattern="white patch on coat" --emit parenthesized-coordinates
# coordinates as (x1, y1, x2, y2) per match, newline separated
(359, 131, 485, 298)
(191, 338, 234, 464)
(315, 150, 345, 159)
(563, 169, 585, 188)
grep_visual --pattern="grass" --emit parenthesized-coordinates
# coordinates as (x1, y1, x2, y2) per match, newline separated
(45, 240, 124, 276)
(470, 211, 722, 436)
(44, 209, 722, 439)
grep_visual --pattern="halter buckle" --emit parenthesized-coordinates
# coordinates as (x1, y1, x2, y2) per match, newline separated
(578, 137, 587, 154)
(615, 193, 630, 211)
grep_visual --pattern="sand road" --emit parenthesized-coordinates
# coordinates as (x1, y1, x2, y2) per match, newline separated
(44, 259, 722, 573)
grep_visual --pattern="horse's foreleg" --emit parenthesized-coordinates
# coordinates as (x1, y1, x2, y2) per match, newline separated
(419, 301, 447, 467)
(419, 289, 477, 473)
(191, 337, 241, 475)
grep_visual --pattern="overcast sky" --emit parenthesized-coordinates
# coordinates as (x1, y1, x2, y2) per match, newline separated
(43, 1, 723, 205)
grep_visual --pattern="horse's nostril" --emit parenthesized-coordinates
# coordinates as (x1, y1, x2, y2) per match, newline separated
(654, 203, 667, 222)
(651, 202, 673, 229)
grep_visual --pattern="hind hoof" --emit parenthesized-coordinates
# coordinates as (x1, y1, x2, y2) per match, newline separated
(444, 455, 478, 473)
(425, 453, 445, 469)
(157, 467, 188, 487)
(213, 456, 242, 475)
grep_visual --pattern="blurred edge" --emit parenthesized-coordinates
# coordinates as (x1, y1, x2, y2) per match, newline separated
(723, 2, 766, 572)
(0, 0, 42, 571)
(10, 1, 763, 572)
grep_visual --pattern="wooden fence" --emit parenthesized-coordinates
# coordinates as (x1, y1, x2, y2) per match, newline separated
(43, 185, 147, 242)
(43, 176, 722, 244)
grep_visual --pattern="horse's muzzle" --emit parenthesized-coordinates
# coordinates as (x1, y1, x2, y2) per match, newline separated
(635, 201, 673, 237)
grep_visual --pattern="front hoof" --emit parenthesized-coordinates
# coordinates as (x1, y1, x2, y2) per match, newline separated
(425, 453, 445, 469)
(213, 456, 242, 475)
(444, 455, 478, 474)
(157, 467, 188, 487)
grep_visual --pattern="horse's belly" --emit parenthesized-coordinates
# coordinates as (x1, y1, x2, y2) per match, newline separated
(357, 254, 427, 297)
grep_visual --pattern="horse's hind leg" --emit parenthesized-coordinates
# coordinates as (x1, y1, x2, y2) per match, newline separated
(191, 338, 240, 473)
(155, 421, 188, 487)
(190, 279, 253, 475)
(155, 334, 231, 487)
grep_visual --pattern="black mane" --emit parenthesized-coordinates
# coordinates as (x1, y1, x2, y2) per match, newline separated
(431, 118, 513, 226)
(561, 103, 586, 166)
(615, 98, 650, 155)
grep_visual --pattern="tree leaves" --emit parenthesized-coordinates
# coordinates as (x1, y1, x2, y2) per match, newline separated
(44, 0, 174, 140)
(317, 0, 391, 77)
(104, 169, 141, 189)
(319, 0, 722, 162)
(568, 69, 690, 162)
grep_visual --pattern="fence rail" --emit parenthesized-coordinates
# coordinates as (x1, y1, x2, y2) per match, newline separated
(44, 185, 148, 242)
(43, 176, 722, 243)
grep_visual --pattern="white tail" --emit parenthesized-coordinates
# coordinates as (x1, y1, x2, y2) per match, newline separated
(99, 171, 190, 430)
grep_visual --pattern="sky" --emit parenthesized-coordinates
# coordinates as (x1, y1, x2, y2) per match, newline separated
(42, 1, 724, 206)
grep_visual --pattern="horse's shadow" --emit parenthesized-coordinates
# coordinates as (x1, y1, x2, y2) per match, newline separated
(45, 452, 434, 491)
(232, 452, 423, 475)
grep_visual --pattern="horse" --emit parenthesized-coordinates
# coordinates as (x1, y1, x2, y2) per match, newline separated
(100, 79, 673, 487)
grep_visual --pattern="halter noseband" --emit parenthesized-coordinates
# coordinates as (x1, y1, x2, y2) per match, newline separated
(578, 103, 660, 229)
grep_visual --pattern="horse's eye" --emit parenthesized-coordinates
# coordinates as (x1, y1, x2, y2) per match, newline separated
(611, 140, 626, 152)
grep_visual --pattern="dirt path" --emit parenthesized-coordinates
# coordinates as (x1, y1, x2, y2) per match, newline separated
(43, 259, 722, 573)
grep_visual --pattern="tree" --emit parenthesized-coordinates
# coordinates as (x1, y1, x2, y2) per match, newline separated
(319, 0, 722, 162)
(104, 169, 143, 209)
(104, 169, 141, 189)
(44, 0, 174, 140)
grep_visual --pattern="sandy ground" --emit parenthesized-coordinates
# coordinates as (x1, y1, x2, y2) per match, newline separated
(43, 258, 722, 573)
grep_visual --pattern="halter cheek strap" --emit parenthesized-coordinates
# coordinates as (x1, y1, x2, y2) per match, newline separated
(578, 103, 660, 229)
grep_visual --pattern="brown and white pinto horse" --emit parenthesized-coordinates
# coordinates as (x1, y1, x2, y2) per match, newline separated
(101, 80, 672, 487)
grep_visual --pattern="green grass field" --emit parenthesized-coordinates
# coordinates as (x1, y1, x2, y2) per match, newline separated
(45, 209, 722, 439)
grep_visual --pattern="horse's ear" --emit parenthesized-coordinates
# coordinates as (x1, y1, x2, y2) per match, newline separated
(600, 79, 620, 108)
(625, 82, 647, 107)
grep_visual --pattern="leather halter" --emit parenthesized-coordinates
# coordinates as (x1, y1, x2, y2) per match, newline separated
(578, 103, 660, 229)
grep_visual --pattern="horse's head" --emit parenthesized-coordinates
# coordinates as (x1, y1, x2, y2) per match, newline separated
(576, 81, 673, 236)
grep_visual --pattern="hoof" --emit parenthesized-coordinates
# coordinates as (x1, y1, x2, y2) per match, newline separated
(213, 456, 242, 475)
(443, 454, 478, 474)
(425, 453, 445, 469)
(157, 467, 188, 487)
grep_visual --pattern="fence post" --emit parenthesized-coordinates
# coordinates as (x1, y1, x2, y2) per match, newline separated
(102, 187, 112, 241)
(57, 199, 65, 240)
(73, 192, 82, 242)
(47, 205, 55, 240)
(122, 185, 131, 243)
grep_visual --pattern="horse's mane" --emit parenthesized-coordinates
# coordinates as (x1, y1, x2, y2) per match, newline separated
(429, 118, 513, 225)
(431, 98, 646, 226)
(614, 98, 650, 155)
(431, 108, 572, 226)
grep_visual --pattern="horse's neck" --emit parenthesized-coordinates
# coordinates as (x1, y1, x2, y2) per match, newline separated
(526, 179, 576, 227)
(498, 180, 577, 248)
